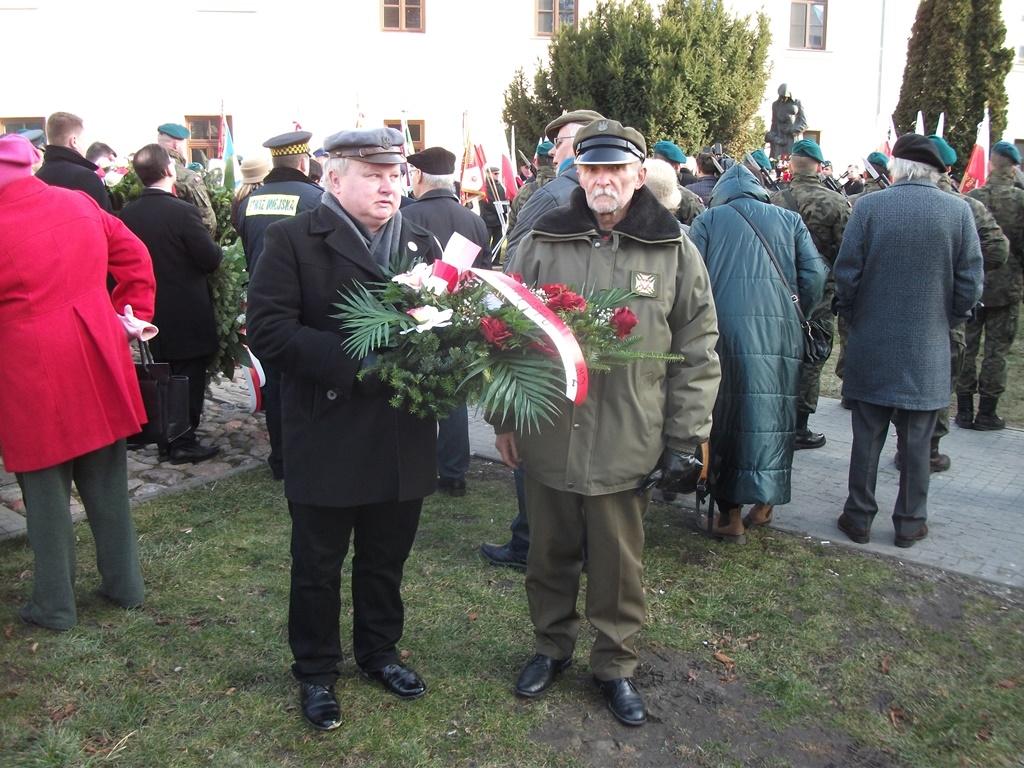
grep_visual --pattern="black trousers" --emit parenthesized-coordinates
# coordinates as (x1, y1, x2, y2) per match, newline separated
(261, 366, 284, 479)
(162, 356, 208, 446)
(287, 498, 422, 685)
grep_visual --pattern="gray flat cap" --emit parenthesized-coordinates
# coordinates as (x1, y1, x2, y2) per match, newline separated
(323, 127, 405, 164)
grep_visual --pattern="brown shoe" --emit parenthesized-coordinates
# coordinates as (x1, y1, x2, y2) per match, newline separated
(743, 503, 774, 528)
(894, 524, 928, 549)
(837, 512, 871, 544)
(694, 507, 746, 544)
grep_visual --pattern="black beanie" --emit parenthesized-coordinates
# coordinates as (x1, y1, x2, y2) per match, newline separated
(891, 134, 946, 173)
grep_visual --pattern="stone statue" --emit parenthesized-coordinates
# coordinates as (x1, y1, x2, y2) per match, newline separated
(764, 83, 808, 159)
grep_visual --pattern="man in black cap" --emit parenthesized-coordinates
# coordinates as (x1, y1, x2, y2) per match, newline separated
(403, 146, 490, 498)
(35, 112, 113, 212)
(246, 126, 442, 732)
(833, 134, 982, 550)
(156, 122, 217, 236)
(480, 107, 604, 573)
(237, 130, 323, 481)
(496, 119, 720, 727)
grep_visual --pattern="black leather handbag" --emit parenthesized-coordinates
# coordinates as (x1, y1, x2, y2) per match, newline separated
(130, 340, 191, 445)
(729, 203, 833, 364)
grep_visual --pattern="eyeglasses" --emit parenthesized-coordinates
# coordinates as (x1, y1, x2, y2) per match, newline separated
(553, 135, 574, 145)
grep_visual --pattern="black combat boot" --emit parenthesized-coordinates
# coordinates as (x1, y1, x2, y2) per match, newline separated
(929, 436, 951, 472)
(954, 394, 974, 429)
(974, 397, 1005, 431)
(794, 410, 826, 449)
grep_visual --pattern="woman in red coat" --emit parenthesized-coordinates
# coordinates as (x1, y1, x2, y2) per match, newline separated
(0, 134, 156, 631)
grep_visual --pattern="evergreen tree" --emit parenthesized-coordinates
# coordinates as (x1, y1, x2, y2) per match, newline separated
(502, 0, 771, 161)
(894, 0, 1013, 173)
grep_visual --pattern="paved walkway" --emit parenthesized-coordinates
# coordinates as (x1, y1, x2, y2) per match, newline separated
(3, 377, 1022, 590)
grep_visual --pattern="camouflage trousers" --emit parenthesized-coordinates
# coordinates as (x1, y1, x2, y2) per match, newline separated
(955, 303, 1020, 401)
(935, 326, 966, 441)
(797, 283, 835, 413)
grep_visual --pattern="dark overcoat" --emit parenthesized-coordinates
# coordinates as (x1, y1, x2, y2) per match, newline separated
(35, 145, 113, 212)
(245, 205, 442, 507)
(402, 188, 490, 268)
(119, 189, 223, 360)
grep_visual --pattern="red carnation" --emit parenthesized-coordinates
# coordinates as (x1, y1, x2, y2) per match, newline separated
(610, 306, 639, 338)
(541, 283, 569, 298)
(480, 317, 513, 349)
(547, 290, 587, 313)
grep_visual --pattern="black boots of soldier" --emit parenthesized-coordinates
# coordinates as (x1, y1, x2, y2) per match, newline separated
(957, 395, 1006, 431)
(794, 410, 826, 450)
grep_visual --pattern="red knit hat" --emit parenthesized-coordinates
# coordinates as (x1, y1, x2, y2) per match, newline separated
(0, 133, 41, 187)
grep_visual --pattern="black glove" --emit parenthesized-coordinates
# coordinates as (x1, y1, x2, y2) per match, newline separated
(354, 352, 384, 396)
(636, 447, 704, 496)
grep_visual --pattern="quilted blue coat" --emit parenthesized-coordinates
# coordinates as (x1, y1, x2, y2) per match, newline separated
(689, 165, 827, 505)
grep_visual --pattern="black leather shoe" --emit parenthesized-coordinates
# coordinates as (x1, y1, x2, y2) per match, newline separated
(168, 442, 220, 465)
(837, 512, 871, 544)
(363, 663, 426, 699)
(595, 677, 647, 726)
(299, 683, 342, 731)
(895, 524, 929, 549)
(438, 477, 467, 497)
(480, 542, 527, 572)
(515, 654, 572, 698)
(794, 428, 826, 449)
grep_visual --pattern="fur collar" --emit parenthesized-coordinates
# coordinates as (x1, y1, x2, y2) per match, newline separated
(533, 184, 682, 242)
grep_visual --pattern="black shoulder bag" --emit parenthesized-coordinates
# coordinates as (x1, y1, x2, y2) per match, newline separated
(728, 203, 833, 364)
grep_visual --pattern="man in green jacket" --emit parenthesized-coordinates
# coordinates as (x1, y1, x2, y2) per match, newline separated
(495, 119, 721, 727)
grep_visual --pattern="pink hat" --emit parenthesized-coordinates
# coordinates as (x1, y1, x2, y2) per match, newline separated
(0, 133, 41, 187)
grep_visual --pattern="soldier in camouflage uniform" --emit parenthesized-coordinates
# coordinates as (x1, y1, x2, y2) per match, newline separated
(506, 140, 556, 236)
(958, 141, 1024, 430)
(156, 123, 218, 237)
(893, 137, 1010, 471)
(769, 139, 849, 449)
(835, 151, 891, 397)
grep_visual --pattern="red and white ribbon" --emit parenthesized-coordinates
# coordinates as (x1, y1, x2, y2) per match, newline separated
(470, 268, 589, 406)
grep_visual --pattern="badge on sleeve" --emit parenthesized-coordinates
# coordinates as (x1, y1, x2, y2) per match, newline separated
(631, 270, 660, 298)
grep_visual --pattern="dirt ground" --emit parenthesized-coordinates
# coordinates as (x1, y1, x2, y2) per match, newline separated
(466, 459, 1014, 768)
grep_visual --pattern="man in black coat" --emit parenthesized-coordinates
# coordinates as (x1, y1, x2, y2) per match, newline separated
(237, 130, 324, 481)
(34, 112, 113, 212)
(403, 146, 490, 498)
(246, 127, 442, 732)
(120, 144, 223, 464)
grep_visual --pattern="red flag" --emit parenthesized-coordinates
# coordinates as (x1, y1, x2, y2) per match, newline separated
(960, 107, 990, 194)
(501, 153, 519, 200)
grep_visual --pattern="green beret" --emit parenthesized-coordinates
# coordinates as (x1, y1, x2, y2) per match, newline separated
(534, 140, 555, 158)
(927, 135, 957, 167)
(867, 151, 890, 171)
(652, 140, 686, 164)
(791, 139, 824, 163)
(992, 141, 1022, 165)
(157, 123, 190, 140)
(573, 119, 646, 164)
(750, 149, 772, 170)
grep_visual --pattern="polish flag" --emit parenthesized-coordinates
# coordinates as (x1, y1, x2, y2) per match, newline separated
(960, 107, 990, 194)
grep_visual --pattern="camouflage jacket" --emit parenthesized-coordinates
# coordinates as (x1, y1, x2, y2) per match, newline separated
(967, 168, 1024, 305)
(507, 164, 556, 233)
(937, 174, 1008, 275)
(675, 184, 706, 226)
(169, 149, 217, 237)
(769, 170, 850, 269)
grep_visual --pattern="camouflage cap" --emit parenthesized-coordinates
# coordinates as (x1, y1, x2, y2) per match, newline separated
(791, 139, 824, 163)
(157, 123, 190, 140)
(992, 141, 1022, 165)
(544, 109, 605, 142)
(927, 135, 957, 167)
(323, 127, 405, 164)
(573, 119, 646, 165)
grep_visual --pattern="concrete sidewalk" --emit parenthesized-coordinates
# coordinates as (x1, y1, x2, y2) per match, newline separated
(467, 397, 1024, 590)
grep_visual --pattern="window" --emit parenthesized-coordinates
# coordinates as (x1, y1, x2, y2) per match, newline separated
(1, 116, 44, 135)
(384, 119, 425, 153)
(790, 1, 826, 50)
(382, 0, 423, 32)
(185, 115, 232, 165)
(537, 0, 576, 37)
(802, 130, 821, 145)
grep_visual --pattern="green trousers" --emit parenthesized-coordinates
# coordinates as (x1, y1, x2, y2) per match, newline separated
(523, 476, 648, 680)
(17, 440, 144, 630)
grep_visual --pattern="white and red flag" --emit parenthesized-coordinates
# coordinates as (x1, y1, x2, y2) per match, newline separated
(960, 106, 990, 193)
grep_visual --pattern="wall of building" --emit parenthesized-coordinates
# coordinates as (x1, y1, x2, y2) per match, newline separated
(1, 0, 1019, 171)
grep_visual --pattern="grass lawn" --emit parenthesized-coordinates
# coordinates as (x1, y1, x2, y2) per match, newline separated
(2, 462, 1023, 767)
